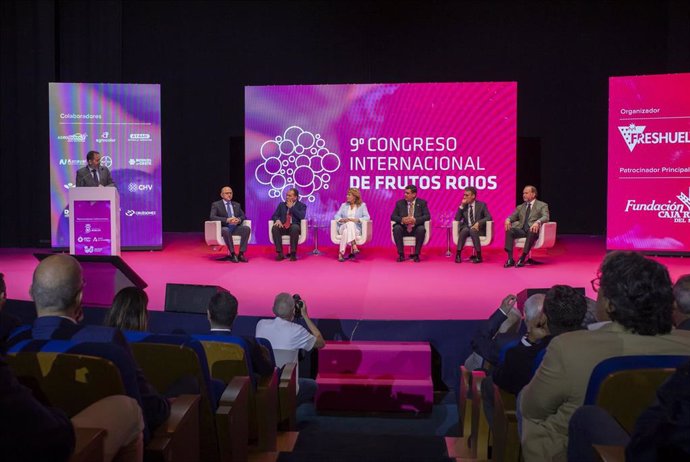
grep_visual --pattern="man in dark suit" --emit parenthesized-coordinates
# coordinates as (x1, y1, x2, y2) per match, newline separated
(673, 274, 690, 330)
(454, 186, 492, 263)
(205, 290, 273, 380)
(271, 188, 307, 261)
(209, 186, 251, 263)
(504, 185, 549, 268)
(391, 184, 431, 262)
(75, 150, 116, 187)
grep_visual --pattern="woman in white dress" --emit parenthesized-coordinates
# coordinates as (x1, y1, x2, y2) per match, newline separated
(334, 188, 370, 262)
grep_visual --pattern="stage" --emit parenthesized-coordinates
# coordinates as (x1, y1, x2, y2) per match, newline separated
(2, 233, 689, 321)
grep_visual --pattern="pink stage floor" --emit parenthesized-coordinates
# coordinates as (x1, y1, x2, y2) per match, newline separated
(2, 234, 689, 321)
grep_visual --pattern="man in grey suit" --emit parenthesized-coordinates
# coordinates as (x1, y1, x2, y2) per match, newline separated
(504, 185, 549, 268)
(455, 186, 492, 264)
(209, 186, 250, 263)
(75, 150, 116, 187)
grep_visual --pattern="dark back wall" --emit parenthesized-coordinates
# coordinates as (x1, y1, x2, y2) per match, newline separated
(2, 0, 689, 246)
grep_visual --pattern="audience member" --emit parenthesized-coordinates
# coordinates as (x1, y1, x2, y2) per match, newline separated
(673, 274, 690, 330)
(205, 290, 273, 379)
(519, 251, 690, 462)
(5, 255, 170, 436)
(104, 287, 149, 331)
(0, 273, 21, 351)
(256, 293, 325, 404)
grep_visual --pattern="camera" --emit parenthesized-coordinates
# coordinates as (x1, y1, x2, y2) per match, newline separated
(293, 294, 304, 319)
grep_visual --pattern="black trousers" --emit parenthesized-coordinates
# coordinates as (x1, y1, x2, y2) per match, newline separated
(272, 223, 301, 254)
(457, 226, 481, 253)
(392, 223, 426, 256)
(504, 227, 538, 257)
(221, 224, 250, 254)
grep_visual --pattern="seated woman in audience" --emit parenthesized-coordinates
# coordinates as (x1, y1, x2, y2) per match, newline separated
(333, 188, 370, 262)
(105, 286, 149, 331)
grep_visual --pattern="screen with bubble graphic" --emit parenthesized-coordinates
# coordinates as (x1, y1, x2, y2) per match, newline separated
(48, 83, 162, 249)
(245, 82, 517, 246)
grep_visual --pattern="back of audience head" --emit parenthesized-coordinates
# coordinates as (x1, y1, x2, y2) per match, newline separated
(523, 293, 545, 326)
(104, 286, 149, 331)
(273, 292, 294, 320)
(543, 285, 587, 336)
(30, 254, 84, 318)
(672, 274, 690, 327)
(207, 290, 238, 329)
(597, 251, 673, 336)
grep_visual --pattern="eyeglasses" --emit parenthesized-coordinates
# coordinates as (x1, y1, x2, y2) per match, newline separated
(590, 277, 600, 293)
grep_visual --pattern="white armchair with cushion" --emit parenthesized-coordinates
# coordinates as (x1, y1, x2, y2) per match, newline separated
(515, 221, 557, 264)
(390, 220, 430, 251)
(330, 219, 373, 246)
(268, 219, 308, 246)
(204, 219, 252, 250)
(451, 220, 493, 255)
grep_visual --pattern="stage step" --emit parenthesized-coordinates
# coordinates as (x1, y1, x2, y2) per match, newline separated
(316, 341, 433, 413)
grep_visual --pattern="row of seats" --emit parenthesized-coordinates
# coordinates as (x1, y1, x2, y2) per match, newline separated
(449, 355, 688, 462)
(205, 219, 558, 255)
(7, 332, 300, 462)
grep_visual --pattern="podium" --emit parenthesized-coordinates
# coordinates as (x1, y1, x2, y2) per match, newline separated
(69, 187, 120, 256)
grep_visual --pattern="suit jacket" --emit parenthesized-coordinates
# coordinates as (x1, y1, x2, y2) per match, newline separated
(454, 200, 492, 235)
(209, 199, 246, 226)
(507, 199, 549, 229)
(271, 200, 307, 223)
(470, 308, 525, 367)
(391, 198, 431, 227)
(75, 165, 115, 187)
(492, 335, 553, 395)
(520, 322, 690, 462)
(334, 202, 370, 233)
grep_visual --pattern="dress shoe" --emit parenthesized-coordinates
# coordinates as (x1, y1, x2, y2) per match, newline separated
(412, 254, 420, 263)
(469, 255, 478, 262)
(338, 252, 346, 262)
(276, 253, 285, 261)
(409, 254, 417, 260)
(455, 253, 462, 264)
(504, 258, 515, 268)
(473, 254, 483, 264)
(396, 254, 405, 262)
(237, 253, 248, 263)
(290, 254, 297, 261)
(516, 255, 527, 267)
(229, 254, 239, 263)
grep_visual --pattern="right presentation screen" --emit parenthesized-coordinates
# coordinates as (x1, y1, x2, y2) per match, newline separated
(607, 73, 690, 253)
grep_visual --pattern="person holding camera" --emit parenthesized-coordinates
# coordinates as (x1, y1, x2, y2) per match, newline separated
(255, 292, 325, 405)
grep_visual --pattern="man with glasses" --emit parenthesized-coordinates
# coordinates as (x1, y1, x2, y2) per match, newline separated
(75, 150, 116, 187)
(210, 186, 250, 263)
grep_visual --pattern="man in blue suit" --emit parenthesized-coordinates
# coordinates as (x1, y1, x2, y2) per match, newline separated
(271, 188, 307, 261)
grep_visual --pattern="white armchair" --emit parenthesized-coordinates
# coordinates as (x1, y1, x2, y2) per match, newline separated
(330, 219, 373, 246)
(204, 220, 252, 250)
(268, 219, 308, 246)
(515, 221, 557, 264)
(390, 220, 430, 252)
(451, 220, 493, 255)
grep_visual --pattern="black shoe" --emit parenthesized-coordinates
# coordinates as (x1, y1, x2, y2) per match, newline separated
(229, 254, 239, 263)
(276, 253, 285, 261)
(455, 253, 462, 264)
(396, 254, 405, 262)
(473, 254, 483, 264)
(516, 255, 527, 267)
(348, 252, 356, 260)
(290, 254, 297, 261)
(409, 254, 417, 260)
(469, 255, 478, 262)
(237, 253, 248, 263)
(504, 258, 515, 268)
(412, 255, 420, 262)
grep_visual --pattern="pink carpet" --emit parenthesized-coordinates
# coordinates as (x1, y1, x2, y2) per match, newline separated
(2, 234, 688, 321)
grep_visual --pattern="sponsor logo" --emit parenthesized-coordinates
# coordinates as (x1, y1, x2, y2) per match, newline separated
(84, 245, 94, 254)
(57, 133, 88, 143)
(100, 155, 113, 168)
(128, 133, 152, 142)
(128, 182, 154, 192)
(254, 125, 341, 203)
(96, 131, 116, 143)
(63, 182, 76, 189)
(77, 236, 91, 243)
(59, 159, 87, 166)
(623, 188, 690, 223)
(128, 158, 153, 166)
(125, 209, 157, 217)
(63, 209, 70, 217)
(618, 124, 690, 152)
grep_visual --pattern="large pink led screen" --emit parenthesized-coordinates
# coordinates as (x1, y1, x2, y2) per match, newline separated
(608, 73, 690, 253)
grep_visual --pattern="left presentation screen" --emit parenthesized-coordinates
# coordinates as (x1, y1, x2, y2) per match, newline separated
(49, 83, 162, 249)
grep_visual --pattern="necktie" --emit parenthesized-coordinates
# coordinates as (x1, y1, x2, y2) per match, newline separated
(91, 169, 98, 185)
(523, 203, 532, 231)
(469, 204, 475, 226)
(283, 208, 292, 229)
(225, 201, 233, 217)
(406, 202, 413, 232)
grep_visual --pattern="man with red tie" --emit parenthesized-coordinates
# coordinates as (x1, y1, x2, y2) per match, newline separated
(271, 188, 307, 261)
(391, 185, 431, 262)
(504, 185, 549, 268)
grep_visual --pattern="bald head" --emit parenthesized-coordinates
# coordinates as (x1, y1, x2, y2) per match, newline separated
(30, 255, 84, 316)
